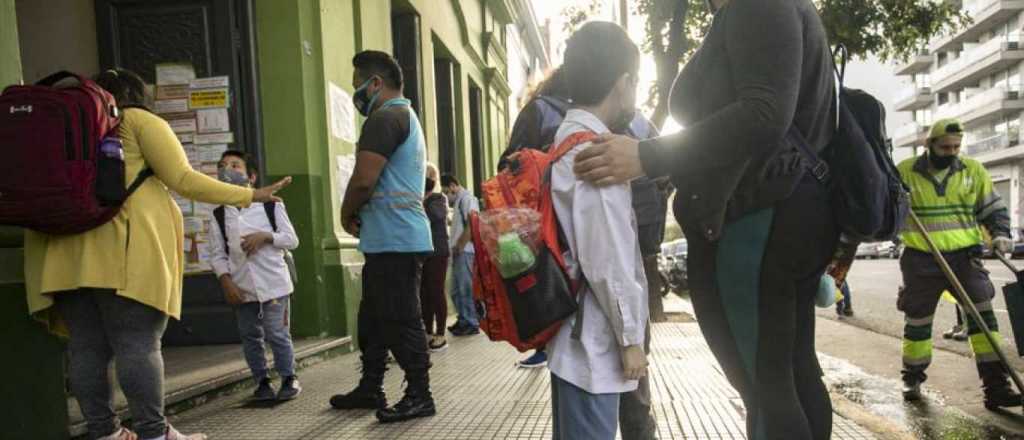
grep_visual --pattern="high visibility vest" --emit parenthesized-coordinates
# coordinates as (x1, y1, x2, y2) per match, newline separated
(897, 154, 1000, 253)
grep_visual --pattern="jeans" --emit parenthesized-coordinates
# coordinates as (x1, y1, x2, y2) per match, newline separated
(450, 251, 478, 328)
(55, 289, 169, 439)
(359, 253, 431, 396)
(551, 373, 620, 440)
(837, 282, 852, 311)
(234, 296, 296, 381)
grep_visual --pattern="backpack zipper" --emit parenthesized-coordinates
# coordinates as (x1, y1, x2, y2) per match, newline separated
(78, 105, 90, 160)
(60, 106, 74, 160)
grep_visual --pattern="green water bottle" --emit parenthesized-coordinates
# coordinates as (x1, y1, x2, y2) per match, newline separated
(497, 232, 536, 278)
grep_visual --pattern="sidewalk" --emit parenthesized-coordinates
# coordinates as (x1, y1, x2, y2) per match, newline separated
(172, 302, 879, 439)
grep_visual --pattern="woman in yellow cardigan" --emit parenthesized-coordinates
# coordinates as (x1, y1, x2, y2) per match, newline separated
(23, 69, 290, 440)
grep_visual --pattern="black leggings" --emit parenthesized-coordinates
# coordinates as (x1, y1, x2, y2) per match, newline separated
(686, 176, 838, 439)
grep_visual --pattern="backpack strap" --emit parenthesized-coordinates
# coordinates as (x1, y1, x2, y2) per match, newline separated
(213, 206, 229, 255)
(550, 131, 599, 162)
(263, 201, 278, 232)
(125, 168, 154, 198)
(789, 128, 831, 183)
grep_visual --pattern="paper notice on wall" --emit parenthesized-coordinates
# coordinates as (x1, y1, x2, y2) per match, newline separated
(198, 144, 229, 163)
(196, 108, 231, 133)
(184, 216, 205, 234)
(155, 99, 189, 115)
(194, 132, 234, 145)
(336, 154, 356, 200)
(156, 63, 196, 86)
(156, 84, 190, 100)
(177, 133, 194, 144)
(328, 82, 356, 143)
(190, 76, 230, 90)
(189, 88, 230, 109)
(169, 118, 197, 134)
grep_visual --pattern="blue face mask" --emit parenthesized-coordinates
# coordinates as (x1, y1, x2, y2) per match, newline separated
(352, 77, 381, 117)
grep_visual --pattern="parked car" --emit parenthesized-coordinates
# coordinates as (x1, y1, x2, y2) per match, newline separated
(856, 241, 903, 259)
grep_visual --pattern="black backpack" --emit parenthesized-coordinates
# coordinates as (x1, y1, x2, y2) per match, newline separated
(790, 46, 910, 243)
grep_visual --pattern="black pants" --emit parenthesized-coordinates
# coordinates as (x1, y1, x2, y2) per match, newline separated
(686, 176, 838, 440)
(359, 253, 431, 395)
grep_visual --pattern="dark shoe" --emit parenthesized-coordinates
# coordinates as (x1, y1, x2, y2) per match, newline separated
(843, 307, 854, 317)
(277, 376, 302, 401)
(902, 377, 923, 402)
(375, 393, 436, 423)
(253, 378, 276, 401)
(943, 325, 964, 340)
(447, 322, 467, 333)
(452, 326, 480, 337)
(330, 386, 386, 410)
(517, 350, 548, 369)
(952, 328, 969, 341)
(984, 386, 1023, 410)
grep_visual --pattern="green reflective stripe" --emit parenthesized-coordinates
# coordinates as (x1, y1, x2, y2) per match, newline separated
(913, 204, 974, 211)
(914, 210, 974, 218)
(969, 332, 1003, 355)
(901, 228, 984, 253)
(904, 324, 932, 341)
(903, 339, 932, 360)
(914, 221, 978, 232)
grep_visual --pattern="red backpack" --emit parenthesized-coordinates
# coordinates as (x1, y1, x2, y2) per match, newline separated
(470, 131, 595, 352)
(0, 71, 152, 235)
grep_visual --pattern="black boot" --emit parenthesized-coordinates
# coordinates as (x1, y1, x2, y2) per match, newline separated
(979, 363, 1023, 410)
(901, 370, 926, 402)
(330, 374, 387, 410)
(375, 390, 436, 423)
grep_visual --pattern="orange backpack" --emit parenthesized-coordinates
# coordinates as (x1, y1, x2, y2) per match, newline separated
(470, 132, 596, 352)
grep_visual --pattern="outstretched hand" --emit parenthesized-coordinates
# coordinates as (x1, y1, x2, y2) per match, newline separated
(253, 177, 293, 203)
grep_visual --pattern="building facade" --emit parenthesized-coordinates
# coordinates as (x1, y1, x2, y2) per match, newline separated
(893, 0, 1024, 233)
(0, 0, 547, 438)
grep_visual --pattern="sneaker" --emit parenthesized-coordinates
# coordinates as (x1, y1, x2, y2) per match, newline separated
(164, 426, 207, 440)
(952, 328, 969, 341)
(253, 378, 276, 401)
(842, 307, 854, 317)
(429, 336, 448, 352)
(277, 376, 302, 401)
(330, 387, 387, 410)
(517, 351, 548, 369)
(942, 325, 964, 340)
(447, 322, 467, 333)
(97, 428, 138, 440)
(376, 393, 436, 423)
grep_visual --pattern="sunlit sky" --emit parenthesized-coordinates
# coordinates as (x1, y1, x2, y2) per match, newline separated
(530, 0, 684, 134)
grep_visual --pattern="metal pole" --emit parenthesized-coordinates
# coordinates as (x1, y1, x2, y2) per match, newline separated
(909, 211, 1024, 397)
(619, 0, 629, 30)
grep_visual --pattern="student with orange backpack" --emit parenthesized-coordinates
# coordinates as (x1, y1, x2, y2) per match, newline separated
(546, 22, 649, 439)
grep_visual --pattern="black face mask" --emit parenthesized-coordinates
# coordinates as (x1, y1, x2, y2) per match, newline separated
(425, 177, 436, 193)
(929, 150, 956, 170)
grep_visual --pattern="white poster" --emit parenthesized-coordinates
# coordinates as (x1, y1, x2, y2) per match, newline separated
(194, 132, 235, 145)
(156, 63, 196, 86)
(328, 82, 356, 143)
(155, 99, 189, 114)
(336, 154, 356, 200)
(198, 144, 229, 163)
(190, 76, 230, 89)
(196, 108, 231, 133)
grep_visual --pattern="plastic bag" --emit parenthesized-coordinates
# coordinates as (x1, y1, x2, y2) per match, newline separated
(476, 208, 542, 279)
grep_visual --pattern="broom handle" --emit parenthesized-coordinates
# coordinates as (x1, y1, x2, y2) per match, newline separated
(996, 252, 1019, 274)
(908, 211, 1024, 393)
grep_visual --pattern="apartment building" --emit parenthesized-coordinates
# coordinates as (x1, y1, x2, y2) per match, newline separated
(894, 0, 1024, 230)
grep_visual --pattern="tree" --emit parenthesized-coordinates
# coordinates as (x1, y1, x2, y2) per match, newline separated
(562, 0, 968, 130)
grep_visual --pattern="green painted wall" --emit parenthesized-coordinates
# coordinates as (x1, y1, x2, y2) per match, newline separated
(0, 2, 69, 438)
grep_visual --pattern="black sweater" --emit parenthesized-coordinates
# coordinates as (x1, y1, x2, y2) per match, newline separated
(638, 0, 836, 241)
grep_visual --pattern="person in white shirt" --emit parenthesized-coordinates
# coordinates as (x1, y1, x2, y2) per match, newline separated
(210, 150, 301, 402)
(546, 22, 649, 440)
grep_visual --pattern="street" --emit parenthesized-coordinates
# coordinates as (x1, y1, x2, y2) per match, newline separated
(814, 257, 1024, 438)
(824, 258, 1023, 367)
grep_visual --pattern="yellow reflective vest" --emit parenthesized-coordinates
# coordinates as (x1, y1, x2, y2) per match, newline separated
(897, 154, 1007, 253)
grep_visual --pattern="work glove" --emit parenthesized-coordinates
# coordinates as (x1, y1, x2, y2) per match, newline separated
(993, 236, 1014, 255)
